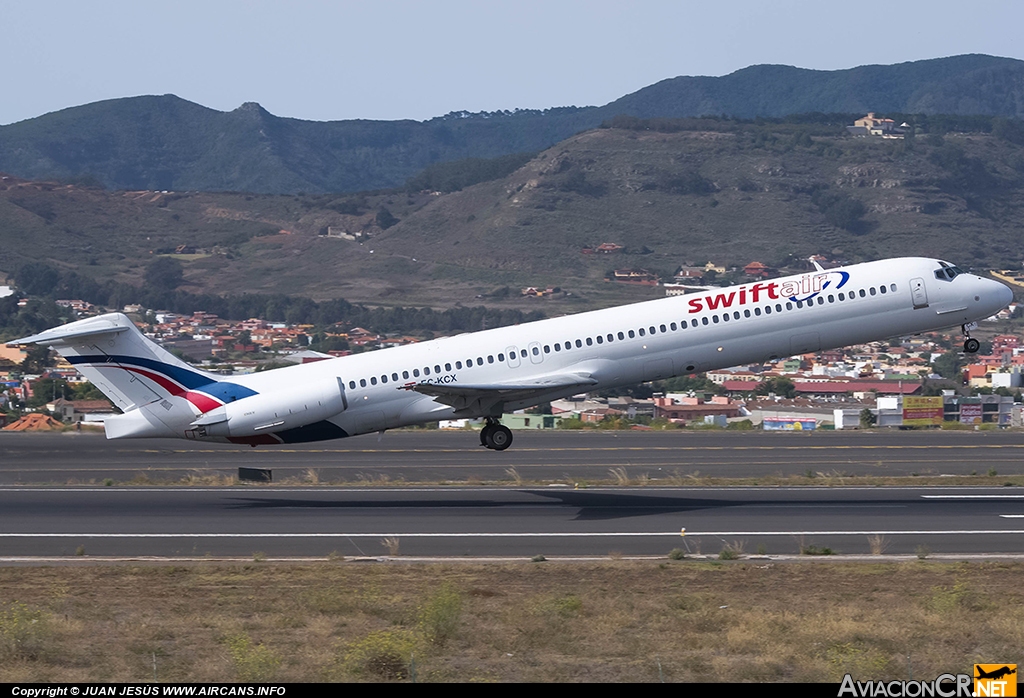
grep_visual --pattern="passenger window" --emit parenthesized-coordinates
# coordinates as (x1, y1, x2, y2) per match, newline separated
(596, 336, 603, 344)
(392, 373, 399, 381)
(607, 334, 614, 341)
(413, 369, 420, 377)
(890, 283, 897, 292)
(775, 304, 782, 312)
(859, 289, 866, 298)
(879, 286, 886, 294)
(713, 315, 719, 323)
(785, 302, 792, 310)
(381, 375, 388, 384)
(754, 308, 761, 316)
(744, 310, 751, 318)
(586, 337, 593, 346)
(817, 297, 824, 305)
(827, 295, 834, 303)
(349, 381, 356, 389)
(765, 306, 772, 314)
(691, 319, 698, 327)
(532, 346, 539, 355)
(701, 317, 709, 325)
(445, 363, 451, 371)
(424, 367, 431, 375)
(498, 353, 505, 362)
(554, 343, 561, 351)
(628, 330, 635, 338)
(618, 332, 625, 340)
(454, 362, 461, 370)
(733, 312, 740, 320)
(477, 358, 483, 366)
(660, 324, 667, 333)
(543, 345, 550, 353)
(434, 365, 441, 373)
(521, 349, 527, 358)
(869, 287, 876, 296)
(487, 355, 494, 363)
(575, 339, 582, 348)
(360, 379, 367, 387)
(837, 293, 844, 301)
(722, 313, 729, 321)
(638, 328, 645, 337)
(370, 377, 377, 385)
(670, 323, 677, 331)
(649, 326, 656, 334)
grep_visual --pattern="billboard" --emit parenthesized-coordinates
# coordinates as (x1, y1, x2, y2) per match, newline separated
(762, 417, 817, 431)
(960, 402, 983, 424)
(902, 396, 944, 427)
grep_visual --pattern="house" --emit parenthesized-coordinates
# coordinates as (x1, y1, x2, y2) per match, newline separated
(743, 261, 774, 278)
(847, 113, 905, 139)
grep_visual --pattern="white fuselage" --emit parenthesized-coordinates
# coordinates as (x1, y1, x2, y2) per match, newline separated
(209, 256, 1010, 441)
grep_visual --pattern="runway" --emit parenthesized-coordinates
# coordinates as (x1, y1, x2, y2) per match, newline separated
(1, 486, 1023, 558)
(3, 429, 1024, 484)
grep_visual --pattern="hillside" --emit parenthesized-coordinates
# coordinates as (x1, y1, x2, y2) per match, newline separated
(3, 117, 1024, 312)
(1, 55, 1023, 193)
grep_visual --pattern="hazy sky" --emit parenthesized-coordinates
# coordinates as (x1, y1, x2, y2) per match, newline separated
(2, 0, 1021, 126)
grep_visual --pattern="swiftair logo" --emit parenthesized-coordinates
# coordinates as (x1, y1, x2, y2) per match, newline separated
(974, 664, 1017, 697)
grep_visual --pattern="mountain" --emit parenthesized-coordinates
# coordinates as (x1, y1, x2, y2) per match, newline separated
(4, 116, 1024, 312)
(1, 55, 1023, 194)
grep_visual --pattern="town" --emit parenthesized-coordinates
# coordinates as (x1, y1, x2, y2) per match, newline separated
(3, 255, 1023, 434)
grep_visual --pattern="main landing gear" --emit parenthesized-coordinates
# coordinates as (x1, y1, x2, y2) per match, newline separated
(962, 323, 980, 354)
(480, 417, 513, 451)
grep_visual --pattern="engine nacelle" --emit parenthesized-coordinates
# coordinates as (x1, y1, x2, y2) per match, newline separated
(191, 378, 346, 438)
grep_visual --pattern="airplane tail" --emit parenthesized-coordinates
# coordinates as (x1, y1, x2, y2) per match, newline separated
(11, 313, 248, 438)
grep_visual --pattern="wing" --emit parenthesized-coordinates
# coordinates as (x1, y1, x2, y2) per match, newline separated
(407, 371, 598, 414)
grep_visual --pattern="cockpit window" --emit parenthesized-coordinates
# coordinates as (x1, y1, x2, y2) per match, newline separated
(934, 261, 965, 282)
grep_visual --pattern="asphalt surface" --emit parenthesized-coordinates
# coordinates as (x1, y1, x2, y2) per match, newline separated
(3, 430, 1024, 559)
(1, 485, 1022, 558)
(3, 429, 1024, 484)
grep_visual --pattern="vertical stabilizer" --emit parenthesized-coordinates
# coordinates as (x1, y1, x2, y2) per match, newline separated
(10, 312, 221, 414)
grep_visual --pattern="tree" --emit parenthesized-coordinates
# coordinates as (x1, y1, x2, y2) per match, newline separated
(932, 351, 963, 380)
(859, 408, 876, 428)
(144, 257, 184, 291)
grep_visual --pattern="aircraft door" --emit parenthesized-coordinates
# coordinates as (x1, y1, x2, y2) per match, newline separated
(528, 341, 544, 364)
(505, 346, 521, 368)
(336, 377, 349, 412)
(910, 277, 929, 309)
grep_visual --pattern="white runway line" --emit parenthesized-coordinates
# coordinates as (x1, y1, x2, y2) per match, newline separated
(921, 494, 1024, 499)
(2, 529, 1024, 538)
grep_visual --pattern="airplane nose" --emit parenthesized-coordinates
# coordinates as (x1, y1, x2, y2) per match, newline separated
(995, 279, 1013, 309)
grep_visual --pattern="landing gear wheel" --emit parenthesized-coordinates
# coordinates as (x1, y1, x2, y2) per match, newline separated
(484, 425, 513, 451)
(480, 424, 494, 446)
(964, 338, 981, 354)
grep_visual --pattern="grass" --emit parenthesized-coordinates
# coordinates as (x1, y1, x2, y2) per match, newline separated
(0, 561, 1021, 682)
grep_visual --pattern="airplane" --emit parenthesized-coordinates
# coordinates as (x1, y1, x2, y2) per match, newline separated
(10, 256, 1012, 451)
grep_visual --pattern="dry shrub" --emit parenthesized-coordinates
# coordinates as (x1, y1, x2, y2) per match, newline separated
(418, 582, 462, 647)
(223, 632, 280, 683)
(342, 629, 419, 680)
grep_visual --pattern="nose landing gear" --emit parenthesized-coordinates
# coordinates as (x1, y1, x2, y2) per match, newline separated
(479, 417, 513, 451)
(962, 323, 980, 354)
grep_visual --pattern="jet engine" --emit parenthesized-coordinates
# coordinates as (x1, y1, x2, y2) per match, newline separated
(191, 378, 347, 438)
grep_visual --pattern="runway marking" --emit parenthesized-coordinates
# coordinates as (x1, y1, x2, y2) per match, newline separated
(921, 495, 1024, 499)
(999, 515, 1024, 518)
(2, 530, 1024, 538)
(130, 444, 1024, 455)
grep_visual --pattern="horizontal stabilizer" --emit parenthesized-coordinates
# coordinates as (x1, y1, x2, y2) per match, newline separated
(11, 316, 132, 346)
